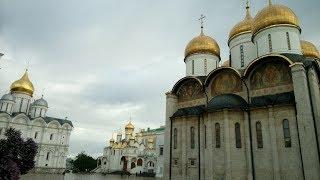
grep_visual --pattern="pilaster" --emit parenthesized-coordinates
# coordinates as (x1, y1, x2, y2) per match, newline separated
(290, 62, 320, 179)
(223, 109, 231, 180)
(244, 112, 253, 180)
(267, 106, 280, 180)
(163, 92, 178, 180)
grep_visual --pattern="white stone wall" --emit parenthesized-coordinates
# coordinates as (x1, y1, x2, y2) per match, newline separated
(185, 54, 219, 76)
(229, 33, 257, 69)
(12, 92, 32, 114)
(253, 26, 302, 57)
(0, 113, 72, 174)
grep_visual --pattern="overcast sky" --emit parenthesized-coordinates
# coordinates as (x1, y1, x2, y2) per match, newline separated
(0, 0, 319, 158)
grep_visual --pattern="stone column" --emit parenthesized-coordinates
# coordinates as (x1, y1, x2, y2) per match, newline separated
(244, 112, 253, 180)
(291, 62, 320, 179)
(267, 106, 280, 180)
(163, 92, 178, 180)
(223, 109, 231, 180)
(307, 67, 320, 151)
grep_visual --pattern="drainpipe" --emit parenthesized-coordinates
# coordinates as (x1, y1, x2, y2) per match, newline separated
(241, 78, 255, 180)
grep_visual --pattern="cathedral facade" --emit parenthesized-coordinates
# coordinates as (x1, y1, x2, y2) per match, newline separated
(163, 1, 320, 180)
(96, 121, 165, 177)
(0, 70, 73, 174)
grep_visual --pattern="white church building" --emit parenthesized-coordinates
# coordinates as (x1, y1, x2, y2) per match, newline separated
(96, 121, 165, 177)
(0, 70, 73, 174)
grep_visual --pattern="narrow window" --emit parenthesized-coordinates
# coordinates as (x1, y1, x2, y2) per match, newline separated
(0, 102, 3, 110)
(215, 123, 221, 148)
(46, 152, 50, 160)
(0, 128, 3, 135)
(235, 123, 241, 148)
(50, 134, 54, 140)
(268, 34, 272, 53)
(286, 32, 291, 50)
(190, 127, 195, 149)
(204, 125, 207, 149)
(256, 122, 263, 148)
(173, 128, 177, 149)
(240, 45, 244, 67)
(256, 41, 259, 57)
(160, 147, 163, 155)
(283, 119, 291, 147)
(34, 132, 38, 139)
(192, 60, 195, 75)
(204, 59, 207, 74)
(5, 103, 9, 112)
(19, 98, 23, 112)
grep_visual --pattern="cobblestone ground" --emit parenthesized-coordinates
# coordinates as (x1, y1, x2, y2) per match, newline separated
(21, 173, 162, 180)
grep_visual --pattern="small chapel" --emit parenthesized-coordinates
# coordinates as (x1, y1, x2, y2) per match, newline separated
(163, 0, 320, 180)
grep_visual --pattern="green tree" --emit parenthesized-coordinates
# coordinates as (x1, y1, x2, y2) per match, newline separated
(71, 152, 96, 173)
(0, 128, 37, 180)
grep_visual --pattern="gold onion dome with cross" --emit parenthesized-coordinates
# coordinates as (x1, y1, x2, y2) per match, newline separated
(125, 121, 134, 130)
(229, 1, 253, 43)
(10, 70, 34, 96)
(184, 15, 220, 59)
(252, 0, 300, 37)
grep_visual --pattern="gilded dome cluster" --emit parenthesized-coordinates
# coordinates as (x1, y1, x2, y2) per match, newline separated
(184, 31, 220, 59)
(10, 70, 34, 96)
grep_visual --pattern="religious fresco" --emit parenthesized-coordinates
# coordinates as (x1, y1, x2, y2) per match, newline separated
(177, 79, 204, 102)
(211, 70, 242, 96)
(250, 61, 292, 90)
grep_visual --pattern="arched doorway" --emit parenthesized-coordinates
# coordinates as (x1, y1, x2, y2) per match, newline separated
(120, 156, 127, 171)
(137, 158, 143, 166)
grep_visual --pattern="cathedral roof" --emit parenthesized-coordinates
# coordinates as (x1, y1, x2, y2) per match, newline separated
(229, 3, 253, 43)
(10, 70, 34, 96)
(207, 94, 248, 111)
(1, 93, 15, 102)
(252, 2, 300, 37)
(301, 40, 320, 59)
(171, 105, 205, 118)
(185, 32, 220, 59)
(33, 97, 48, 107)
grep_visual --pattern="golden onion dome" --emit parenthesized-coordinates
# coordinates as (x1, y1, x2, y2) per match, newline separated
(125, 121, 134, 130)
(229, 5, 253, 43)
(221, 60, 230, 67)
(10, 70, 34, 96)
(301, 40, 320, 59)
(252, 3, 300, 37)
(185, 31, 220, 59)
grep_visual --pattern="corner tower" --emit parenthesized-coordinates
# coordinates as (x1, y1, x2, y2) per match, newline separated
(184, 15, 220, 76)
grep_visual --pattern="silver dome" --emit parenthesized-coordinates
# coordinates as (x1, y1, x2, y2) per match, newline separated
(33, 98, 48, 107)
(1, 93, 15, 102)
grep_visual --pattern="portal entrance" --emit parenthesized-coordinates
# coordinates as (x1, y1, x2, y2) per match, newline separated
(121, 156, 127, 171)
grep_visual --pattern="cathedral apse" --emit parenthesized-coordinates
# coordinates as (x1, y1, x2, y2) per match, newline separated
(250, 61, 292, 90)
(210, 70, 242, 96)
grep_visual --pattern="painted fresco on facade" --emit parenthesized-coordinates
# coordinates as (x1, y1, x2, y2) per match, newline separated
(177, 79, 203, 102)
(211, 71, 242, 96)
(250, 61, 292, 90)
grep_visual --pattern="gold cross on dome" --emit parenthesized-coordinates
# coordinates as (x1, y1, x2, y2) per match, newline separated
(198, 14, 206, 34)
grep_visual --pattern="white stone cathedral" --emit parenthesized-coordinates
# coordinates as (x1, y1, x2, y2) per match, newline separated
(96, 121, 165, 177)
(0, 70, 73, 174)
(164, 1, 320, 180)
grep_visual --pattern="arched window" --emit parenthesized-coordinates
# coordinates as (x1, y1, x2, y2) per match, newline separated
(173, 128, 177, 149)
(192, 60, 195, 75)
(286, 32, 291, 50)
(46, 152, 50, 160)
(256, 122, 263, 148)
(240, 45, 244, 67)
(131, 162, 136, 169)
(215, 123, 220, 148)
(137, 158, 143, 166)
(50, 134, 54, 140)
(204, 59, 207, 74)
(283, 119, 291, 147)
(190, 127, 195, 149)
(34, 132, 38, 139)
(235, 123, 241, 148)
(268, 34, 272, 53)
(204, 125, 207, 149)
